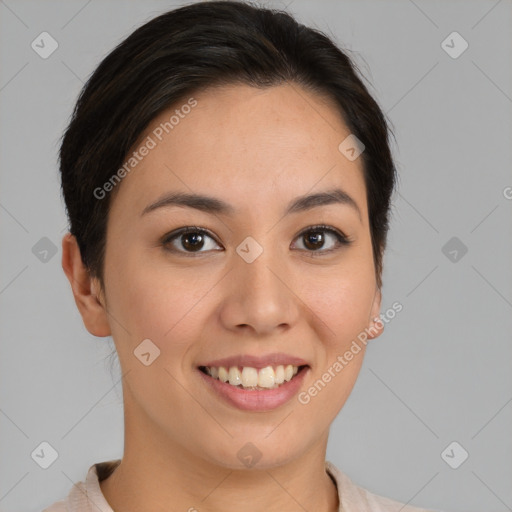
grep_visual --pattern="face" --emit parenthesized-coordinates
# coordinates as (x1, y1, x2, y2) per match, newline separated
(85, 83, 382, 469)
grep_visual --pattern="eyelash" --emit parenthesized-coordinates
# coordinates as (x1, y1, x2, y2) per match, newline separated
(161, 224, 353, 257)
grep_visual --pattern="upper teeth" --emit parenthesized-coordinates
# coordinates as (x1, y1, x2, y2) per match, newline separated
(204, 365, 299, 389)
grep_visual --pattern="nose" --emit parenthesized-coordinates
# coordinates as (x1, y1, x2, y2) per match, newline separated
(218, 243, 300, 336)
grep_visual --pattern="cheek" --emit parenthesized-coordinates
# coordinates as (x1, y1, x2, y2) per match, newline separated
(105, 248, 224, 367)
(297, 273, 372, 421)
(106, 227, 376, 351)
(299, 264, 376, 345)
(113, 269, 199, 340)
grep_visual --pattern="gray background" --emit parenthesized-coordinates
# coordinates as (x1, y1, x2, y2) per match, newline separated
(1, 1, 511, 511)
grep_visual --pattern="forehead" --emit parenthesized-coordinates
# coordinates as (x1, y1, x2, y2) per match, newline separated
(110, 83, 367, 220)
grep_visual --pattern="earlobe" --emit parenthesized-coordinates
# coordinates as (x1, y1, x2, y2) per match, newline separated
(61, 233, 111, 337)
(367, 287, 384, 340)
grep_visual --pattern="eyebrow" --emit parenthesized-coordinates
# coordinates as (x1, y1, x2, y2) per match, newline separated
(141, 187, 362, 221)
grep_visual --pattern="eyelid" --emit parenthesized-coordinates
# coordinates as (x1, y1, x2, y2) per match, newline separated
(292, 224, 353, 254)
(161, 226, 221, 247)
(294, 224, 351, 242)
(161, 224, 352, 255)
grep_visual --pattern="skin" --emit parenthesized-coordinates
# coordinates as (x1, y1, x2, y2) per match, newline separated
(62, 83, 384, 512)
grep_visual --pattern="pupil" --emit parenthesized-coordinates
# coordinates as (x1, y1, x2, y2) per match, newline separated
(305, 231, 323, 250)
(183, 232, 203, 251)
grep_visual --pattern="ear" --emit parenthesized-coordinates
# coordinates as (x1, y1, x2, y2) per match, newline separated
(367, 287, 383, 340)
(61, 233, 111, 337)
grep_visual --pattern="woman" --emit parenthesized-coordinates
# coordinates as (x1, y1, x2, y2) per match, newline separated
(44, 1, 438, 510)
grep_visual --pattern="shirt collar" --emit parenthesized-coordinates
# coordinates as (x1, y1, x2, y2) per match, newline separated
(69, 459, 344, 512)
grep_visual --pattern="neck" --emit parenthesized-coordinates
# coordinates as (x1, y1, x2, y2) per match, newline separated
(99, 399, 339, 512)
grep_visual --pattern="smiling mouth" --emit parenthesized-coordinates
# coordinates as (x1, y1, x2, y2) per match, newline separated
(198, 364, 309, 390)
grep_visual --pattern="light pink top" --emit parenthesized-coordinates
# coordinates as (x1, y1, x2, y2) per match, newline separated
(42, 459, 440, 512)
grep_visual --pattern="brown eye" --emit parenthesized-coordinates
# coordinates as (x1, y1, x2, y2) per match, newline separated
(181, 232, 205, 251)
(303, 230, 326, 250)
(162, 227, 222, 254)
(292, 225, 352, 254)
(161, 224, 351, 257)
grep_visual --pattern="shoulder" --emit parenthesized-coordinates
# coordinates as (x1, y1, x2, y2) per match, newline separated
(41, 459, 121, 512)
(40, 480, 87, 512)
(325, 460, 440, 512)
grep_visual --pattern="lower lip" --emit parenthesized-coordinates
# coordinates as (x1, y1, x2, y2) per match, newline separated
(197, 366, 310, 411)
